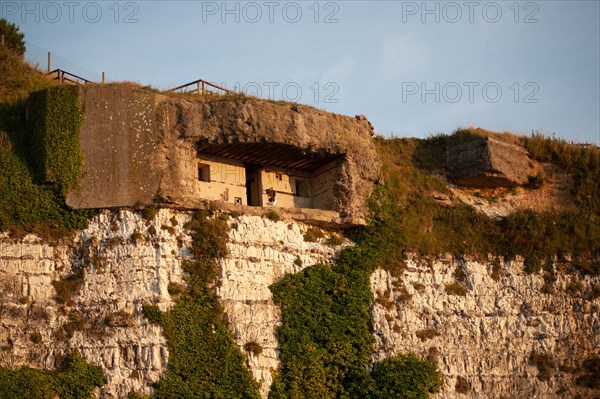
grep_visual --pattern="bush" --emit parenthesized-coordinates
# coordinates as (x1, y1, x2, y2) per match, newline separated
(29, 332, 42, 344)
(264, 210, 281, 222)
(576, 356, 600, 389)
(141, 304, 162, 325)
(0, 350, 105, 399)
(140, 206, 158, 221)
(526, 173, 545, 189)
(303, 227, 325, 242)
(0, 59, 94, 235)
(152, 212, 260, 399)
(415, 329, 440, 342)
(455, 376, 470, 394)
(52, 272, 84, 305)
(244, 341, 263, 356)
(325, 234, 345, 246)
(370, 354, 443, 399)
(0, 19, 25, 56)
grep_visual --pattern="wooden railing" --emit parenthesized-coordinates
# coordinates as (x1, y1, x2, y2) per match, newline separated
(169, 79, 234, 95)
(47, 69, 92, 85)
(46, 66, 232, 97)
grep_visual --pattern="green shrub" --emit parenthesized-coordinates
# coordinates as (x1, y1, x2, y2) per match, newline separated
(0, 50, 94, 234)
(52, 272, 84, 305)
(0, 19, 25, 56)
(303, 227, 325, 242)
(244, 341, 263, 356)
(371, 134, 600, 278)
(0, 350, 105, 399)
(370, 354, 443, 399)
(167, 282, 187, 296)
(152, 211, 260, 399)
(270, 236, 442, 398)
(127, 392, 150, 399)
(264, 210, 281, 222)
(325, 234, 345, 246)
(141, 304, 162, 325)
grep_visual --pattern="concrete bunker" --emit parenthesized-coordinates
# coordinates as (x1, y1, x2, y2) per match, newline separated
(193, 142, 342, 211)
(53, 84, 380, 226)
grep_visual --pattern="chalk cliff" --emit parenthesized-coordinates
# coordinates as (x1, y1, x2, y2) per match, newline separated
(1, 211, 598, 398)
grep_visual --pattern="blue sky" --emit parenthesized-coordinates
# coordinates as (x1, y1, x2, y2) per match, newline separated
(3, 0, 599, 144)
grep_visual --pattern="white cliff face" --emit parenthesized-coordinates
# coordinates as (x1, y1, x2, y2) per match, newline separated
(218, 215, 345, 397)
(0, 210, 344, 398)
(370, 255, 600, 399)
(0, 209, 191, 398)
(2, 211, 598, 399)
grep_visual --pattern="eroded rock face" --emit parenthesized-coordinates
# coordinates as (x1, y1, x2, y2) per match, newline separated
(66, 85, 381, 226)
(370, 256, 600, 399)
(218, 215, 347, 397)
(0, 210, 189, 398)
(2, 212, 598, 399)
(447, 137, 538, 188)
(0, 211, 344, 398)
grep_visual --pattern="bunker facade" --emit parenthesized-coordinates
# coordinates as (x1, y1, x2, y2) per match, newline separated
(62, 85, 380, 226)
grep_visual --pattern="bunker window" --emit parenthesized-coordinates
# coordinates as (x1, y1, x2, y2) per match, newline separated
(198, 163, 210, 182)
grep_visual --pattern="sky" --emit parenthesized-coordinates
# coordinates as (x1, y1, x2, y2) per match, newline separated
(3, 0, 599, 144)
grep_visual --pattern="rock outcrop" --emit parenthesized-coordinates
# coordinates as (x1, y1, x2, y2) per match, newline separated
(447, 137, 538, 188)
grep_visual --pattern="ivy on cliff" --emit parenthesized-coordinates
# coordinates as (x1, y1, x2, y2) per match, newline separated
(27, 85, 84, 195)
(0, 350, 105, 399)
(149, 210, 261, 399)
(269, 241, 442, 398)
(0, 47, 95, 235)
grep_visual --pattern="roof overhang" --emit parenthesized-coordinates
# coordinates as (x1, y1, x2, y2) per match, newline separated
(197, 142, 342, 172)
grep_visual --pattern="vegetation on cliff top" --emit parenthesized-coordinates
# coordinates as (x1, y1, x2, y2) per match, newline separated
(369, 130, 600, 276)
(0, 44, 94, 237)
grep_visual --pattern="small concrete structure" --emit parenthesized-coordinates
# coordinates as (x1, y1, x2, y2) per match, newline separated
(62, 85, 381, 226)
(446, 137, 538, 188)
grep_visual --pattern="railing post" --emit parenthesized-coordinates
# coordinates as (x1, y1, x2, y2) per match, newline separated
(47, 52, 51, 74)
(202, 81, 206, 95)
(102, 72, 105, 83)
(1, 35, 5, 47)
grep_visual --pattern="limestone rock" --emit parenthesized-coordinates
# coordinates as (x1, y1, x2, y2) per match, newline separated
(370, 257, 600, 399)
(0, 211, 344, 398)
